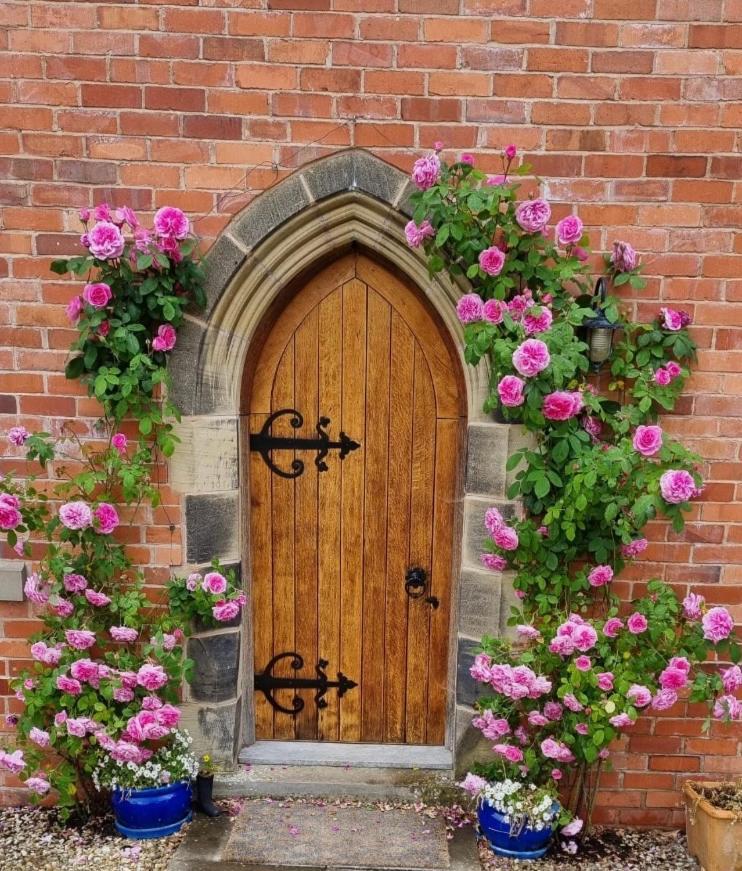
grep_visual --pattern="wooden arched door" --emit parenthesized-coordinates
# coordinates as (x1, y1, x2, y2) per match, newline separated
(246, 252, 464, 745)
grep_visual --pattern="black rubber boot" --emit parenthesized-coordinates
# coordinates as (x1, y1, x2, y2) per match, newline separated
(195, 773, 221, 817)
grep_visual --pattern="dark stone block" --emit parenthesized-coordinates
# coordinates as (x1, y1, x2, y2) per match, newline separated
(203, 235, 245, 318)
(167, 318, 207, 416)
(301, 150, 354, 202)
(230, 172, 310, 252)
(350, 150, 407, 206)
(197, 695, 242, 765)
(456, 636, 484, 707)
(189, 631, 241, 703)
(185, 492, 238, 564)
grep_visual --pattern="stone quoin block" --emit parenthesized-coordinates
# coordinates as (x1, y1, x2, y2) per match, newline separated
(229, 171, 311, 252)
(180, 697, 243, 766)
(188, 631, 241, 703)
(0, 561, 26, 602)
(185, 492, 239, 564)
(457, 566, 504, 639)
(202, 234, 246, 318)
(456, 636, 485, 707)
(170, 416, 239, 493)
(167, 318, 207, 416)
(465, 421, 511, 497)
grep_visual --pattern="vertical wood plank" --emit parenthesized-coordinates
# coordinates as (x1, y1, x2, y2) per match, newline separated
(361, 289, 391, 742)
(250, 412, 274, 739)
(384, 310, 415, 743)
(405, 347, 436, 744)
(339, 277, 366, 742)
(294, 308, 319, 739)
(317, 288, 343, 742)
(271, 341, 297, 739)
(427, 418, 461, 745)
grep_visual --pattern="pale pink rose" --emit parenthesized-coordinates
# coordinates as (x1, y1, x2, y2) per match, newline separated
(111, 741, 144, 763)
(555, 215, 583, 246)
(588, 565, 613, 587)
(669, 656, 691, 673)
(202, 571, 228, 595)
(88, 221, 125, 260)
(627, 612, 648, 634)
(63, 573, 88, 593)
(66, 295, 84, 323)
(540, 737, 574, 762)
(497, 375, 525, 407)
(152, 323, 177, 352)
(721, 665, 742, 694)
(8, 426, 29, 446)
(627, 684, 652, 707)
(562, 818, 583, 837)
(433, 140, 444, 151)
(54, 711, 68, 727)
(137, 663, 168, 691)
(683, 593, 704, 620)
(516, 624, 541, 641)
(651, 689, 678, 711)
(551, 768, 563, 781)
(713, 694, 741, 720)
(666, 361, 681, 379)
(119, 670, 138, 690)
(486, 174, 506, 186)
(564, 693, 583, 712)
(114, 687, 134, 703)
(110, 626, 138, 643)
(597, 672, 614, 691)
(213, 599, 241, 622)
(484, 506, 504, 535)
(186, 572, 201, 592)
(654, 367, 672, 386)
(512, 338, 550, 377)
(93, 203, 112, 222)
(660, 307, 683, 331)
(575, 723, 589, 735)
(162, 633, 177, 651)
(470, 653, 493, 683)
(141, 695, 163, 711)
(56, 675, 82, 695)
(523, 306, 553, 335)
(610, 241, 638, 272)
(609, 713, 633, 728)
(456, 293, 484, 324)
(515, 199, 551, 233)
(479, 246, 506, 277)
(84, 589, 111, 607)
(659, 469, 697, 504)
(404, 219, 435, 248)
(59, 501, 92, 530)
(111, 432, 127, 454)
(93, 502, 119, 534)
(572, 624, 598, 652)
(543, 390, 583, 421)
(659, 666, 688, 691)
(493, 525, 519, 551)
(603, 617, 624, 637)
(29, 727, 50, 748)
(493, 743, 524, 763)
(0, 750, 25, 775)
(70, 659, 99, 684)
(115, 205, 139, 228)
(633, 425, 663, 457)
(82, 282, 112, 309)
(65, 717, 89, 737)
(157, 704, 181, 728)
(154, 206, 190, 240)
(411, 153, 441, 190)
(528, 711, 549, 726)
(31, 642, 49, 662)
(702, 606, 734, 643)
(65, 629, 95, 650)
(157, 233, 182, 263)
(24, 775, 50, 796)
(543, 701, 563, 721)
(94, 730, 116, 751)
(459, 772, 487, 796)
(508, 291, 533, 321)
(480, 553, 508, 571)
(482, 298, 506, 324)
(575, 655, 591, 671)
(621, 538, 648, 558)
(51, 598, 74, 617)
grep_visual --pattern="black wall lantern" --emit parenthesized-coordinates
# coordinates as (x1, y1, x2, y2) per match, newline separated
(583, 277, 621, 370)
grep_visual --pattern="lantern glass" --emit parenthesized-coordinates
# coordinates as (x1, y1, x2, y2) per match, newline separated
(587, 325, 614, 364)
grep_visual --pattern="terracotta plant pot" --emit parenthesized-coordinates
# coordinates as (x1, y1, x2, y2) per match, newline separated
(683, 780, 742, 871)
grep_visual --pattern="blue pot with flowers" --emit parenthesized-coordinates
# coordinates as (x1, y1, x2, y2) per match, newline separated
(112, 780, 192, 839)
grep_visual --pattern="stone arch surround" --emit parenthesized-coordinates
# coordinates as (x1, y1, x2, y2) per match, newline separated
(167, 149, 525, 771)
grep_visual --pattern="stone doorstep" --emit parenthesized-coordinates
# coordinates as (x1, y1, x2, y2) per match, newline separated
(168, 802, 480, 871)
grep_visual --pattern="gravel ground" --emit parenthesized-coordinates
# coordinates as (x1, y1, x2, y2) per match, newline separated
(479, 827, 698, 870)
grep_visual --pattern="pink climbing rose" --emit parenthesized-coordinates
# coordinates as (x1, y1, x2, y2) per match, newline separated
(610, 241, 638, 272)
(411, 153, 441, 190)
(660, 307, 683, 331)
(523, 306, 553, 335)
(63, 573, 87, 593)
(7, 426, 29, 446)
(93, 502, 119, 535)
(0, 494, 21, 531)
(512, 339, 550, 377)
(627, 612, 648, 634)
(87, 221, 125, 260)
(659, 469, 697, 504)
(82, 282, 112, 309)
(493, 525, 519, 551)
(65, 629, 96, 650)
(66, 295, 83, 323)
(515, 199, 551, 233)
(683, 593, 704, 619)
(702, 607, 734, 643)
(542, 391, 583, 421)
(478, 246, 506, 276)
(404, 219, 435, 248)
(137, 663, 168, 691)
(213, 599, 241, 622)
(110, 626, 138, 643)
(555, 215, 583, 246)
(84, 589, 111, 607)
(154, 206, 190, 239)
(56, 675, 82, 696)
(482, 298, 506, 324)
(588, 565, 613, 587)
(632, 425, 663, 457)
(654, 367, 672, 386)
(59, 501, 92, 531)
(152, 324, 177, 352)
(456, 293, 484, 324)
(481, 553, 508, 571)
(497, 375, 525, 408)
(597, 672, 614, 691)
(29, 727, 50, 748)
(202, 572, 228, 595)
(627, 684, 652, 707)
(621, 538, 648, 558)
(111, 432, 128, 454)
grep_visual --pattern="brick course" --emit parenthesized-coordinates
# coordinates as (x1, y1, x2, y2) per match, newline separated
(1, 0, 741, 824)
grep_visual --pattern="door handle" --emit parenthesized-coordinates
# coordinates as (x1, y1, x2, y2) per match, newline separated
(404, 567, 427, 599)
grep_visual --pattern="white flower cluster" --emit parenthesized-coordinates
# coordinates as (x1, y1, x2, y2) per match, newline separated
(92, 729, 199, 792)
(481, 779, 558, 832)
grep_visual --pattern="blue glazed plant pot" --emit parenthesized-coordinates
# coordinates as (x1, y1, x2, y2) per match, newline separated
(477, 800, 556, 860)
(112, 781, 192, 839)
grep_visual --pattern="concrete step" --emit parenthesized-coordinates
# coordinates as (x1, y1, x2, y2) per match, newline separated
(168, 799, 479, 871)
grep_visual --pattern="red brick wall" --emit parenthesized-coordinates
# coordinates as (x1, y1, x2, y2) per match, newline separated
(1, 0, 741, 826)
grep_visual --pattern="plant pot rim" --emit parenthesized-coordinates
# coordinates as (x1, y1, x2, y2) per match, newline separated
(683, 780, 742, 821)
(113, 780, 190, 797)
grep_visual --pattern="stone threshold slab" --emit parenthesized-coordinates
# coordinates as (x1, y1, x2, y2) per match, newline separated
(239, 742, 453, 770)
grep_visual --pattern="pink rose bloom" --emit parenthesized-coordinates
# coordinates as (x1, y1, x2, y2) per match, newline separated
(516, 624, 541, 641)
(0, 496, 21, 531)
(512, 339, 550, 378)
(114, 687, 134, 703)
(555, 215, 584, 246)
(65, 629, 95, 650)
(721, 665, 742, 694)
(702, 606, 734, 643)
(59, 501, 92, 531)
(98, 319, 111, 337)
(152, 323, 177, 352)
(597, 672, 614, 692)
(480, 553, 508, 571)
(70, 659, 99, 684)
(54, 711, 68, 727)
(141, 696, 163, 710)
(110, 626, 138, 643)
(30, 642, 49, 662)
(88, 221, 125, 260)
(575, 723, 589, 735)
(504, 144, 517, 160)
(411, 153, 441, 190)
(609, 713, 633, 728)
(660, 469, 697, 504)
(93, 203, 112, 222)
(543, 701, 563, 721)
(575, 655, 591, 671)
(543, 390, 583, 421)
(186, 572, 201, 591)
(0, 749, 25, 775)
(627, 684, 652, 707)
(24, 775, 50, 796)
(460, 153, 474, 165)
(622, 538, 648, 558)
(119, 671, 138, 690)
(460, 772, 487, 796)
(610, 241, 638, 272)
(660, 307, 683, 331)
(523, 306, 553, 335)
(481, 298, 506, 325)
(562, 818, 584, 837)
(29, 727, 50, 748)
(213, 599, 241, 622)
(56, 675, 82, 695)
(82, 282, 112, 309)
(572, 624, 598, 652)
(484, 506, 504, 535)
(666, 361, 681, 379)
(497, 375, 525, 408)
(654, 367, 672, 386)
(515, 199, 551, 233)
(65, 717, 89, 738)
(669, 656, 691, 673)
(8, 426, 29, 446)
(63, 573, 88, 593)
(588, 565, 614, 588)
(84, 589, 111, 607)
(157, 704, 181, 728)
(627, 612, 648, 634)
(633, 425, 663, 458)
(154, 206, 190, 240)
(564, 693, 583, 712)
(92, 502, 119, 535)
(582, 416, 603, 439)
(486, 174, 506, 186)
(528, 711, 549, 726)
(433, 140, 444, 152)
(683, 593, 704, 619)
(508, 291, 533, 322)
(472, 710, 510, 739)
(404, 219, 435, 248)
(493, 525, 519, 551)
(659, 666, 688, 691)
(493, 743, 524, 763)
(603, 617, 624, 638)
(202, 571, 228, 595)
(111, 432, 128, 454)
(95, 730, 117, 752)
(66, 295, 84, 323)
(163, 633, 177, 651)
(540, 737, 574, 762)
(51, 598, 74, 617)
(456, 293, 484, 324)
(137, 663, 168, 691)
(479, 246, 506, 277)
(551, 768, 563, 781)
(713, 695, 742, 720)
(111, 741, 144, 763)
(115, 206, 138, 228)
(651, 689, 678, 711)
